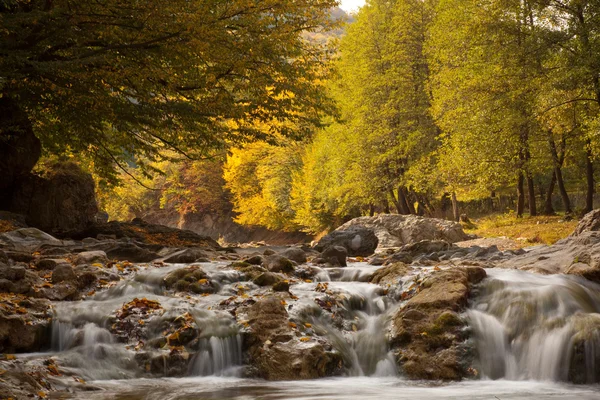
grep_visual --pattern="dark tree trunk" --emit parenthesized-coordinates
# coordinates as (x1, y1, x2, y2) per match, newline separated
(451, 192, 460, 222)
(402, 187, 416, 215)
(555, 167, 571, 214)
(397, 187, 411, 215)
(586, 141, 594, 213)
(369, 203, 375, 217)
(526, 174, 537, 216)
(543, 173, 556, 215)
(516, 172, 525, 218)
(383, 199, 390, 214)
(390, 189, 409, 215)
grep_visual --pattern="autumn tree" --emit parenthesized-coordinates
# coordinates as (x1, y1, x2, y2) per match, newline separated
(0, 0, 337, 184)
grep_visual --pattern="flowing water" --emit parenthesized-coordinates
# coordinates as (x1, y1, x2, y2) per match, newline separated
(32, 261, 600, 398)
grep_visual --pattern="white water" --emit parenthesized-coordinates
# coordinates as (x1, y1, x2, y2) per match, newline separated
(468, 269, 600, 383)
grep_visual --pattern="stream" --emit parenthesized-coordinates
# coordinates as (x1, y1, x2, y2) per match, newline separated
(26, 260, 600, 399)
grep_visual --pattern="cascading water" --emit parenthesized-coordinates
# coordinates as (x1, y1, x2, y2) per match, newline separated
(467, 269, 600, 383)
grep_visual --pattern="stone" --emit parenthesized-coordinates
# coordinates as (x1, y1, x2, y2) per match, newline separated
(369, 262, 409, 285)
(264, 255, 295, 273)
(9, 162, 98, 235)
(35, 258, 69, 271)
(331, 214, 470, 250)
(0, 265, 26, 281)
(571, 209, 600, 237)
(244, 255, 265, 265)
(106, 243, 159, 262)
(321, 246, 347, 267)
(0, 228, 63, 252)
(280, 247, 308, 264)
(389, 266, 486, 380)
(399, 240, 453, 255)
(272, 280, 290, 292)
(253, 272, 283, 287)
(73, 250, 109, 265)
(52, 263, 77, 283)
(163, 248, 208, 264)
(0, 297, 52, 353)
(314, 226, 379, 257)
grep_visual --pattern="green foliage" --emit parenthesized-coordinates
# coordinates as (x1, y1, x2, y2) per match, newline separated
(1, 0, 338, 183)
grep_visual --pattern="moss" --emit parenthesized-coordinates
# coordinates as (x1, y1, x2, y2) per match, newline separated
(173, 279, 190, 292)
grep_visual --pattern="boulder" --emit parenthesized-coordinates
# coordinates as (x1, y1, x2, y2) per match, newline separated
(390, 266, 486, 380)
(10, 162, 98, 235)
(163, 248, 208, 264)
(264, 255, 295, 273)
(52, 264, 77, 284)
(321, 246, 347, 267)
(0, 296, 52, 353)
(571, 209, 600, 237)
(314, 226, 378, 256)
(0, 228, 64, 252)
(253, 272, 283, 287)
(333, 214, 470, 250)
(73, 250, 109, 266)
(35, 258, 69, 271)
(240, 297, 342, 380)
(369, 262, 410, 286)
(280, 247, 308, 264)
(106, 243, 159, 262)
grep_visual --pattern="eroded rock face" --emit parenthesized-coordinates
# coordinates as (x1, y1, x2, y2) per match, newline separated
(571, 209, 600, 237)
(390, 267, 486, 380)
(240, 297, 342, 380)
(0, 295, 52, 353)
(10, 162, 98, 235)
(334, 214, 470, 250)
(315, 226, 379, 257)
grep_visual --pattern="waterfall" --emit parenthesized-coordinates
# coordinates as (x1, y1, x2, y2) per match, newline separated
(468, 269, 600, 383)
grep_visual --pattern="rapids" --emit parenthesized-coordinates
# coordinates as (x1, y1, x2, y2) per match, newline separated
(19, 260, 600, 398)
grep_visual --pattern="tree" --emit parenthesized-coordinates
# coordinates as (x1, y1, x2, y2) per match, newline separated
(0, 0, 337, 183)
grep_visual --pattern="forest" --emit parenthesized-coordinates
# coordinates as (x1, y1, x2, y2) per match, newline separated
(90, 0, 600, 236)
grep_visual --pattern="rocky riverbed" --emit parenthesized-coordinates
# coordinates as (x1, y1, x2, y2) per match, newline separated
(1, 213, 600, 398)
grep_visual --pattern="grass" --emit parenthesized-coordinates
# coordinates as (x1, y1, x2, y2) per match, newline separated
(463, 213, 578, 246)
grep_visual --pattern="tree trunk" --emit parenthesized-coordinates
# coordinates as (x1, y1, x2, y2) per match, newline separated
(451, 192, 460, 222)
(555, 167, 572, 214)
(516, 172, 525, 218)
(526, 174, 537, 216)
(397, 186, 412, 215)
(369, 203, 375, 217)
(390, 189, 410, 215)
(402, 187, 416, 215)
(586, 141, 594, 213)
(543, 173, 556, 215)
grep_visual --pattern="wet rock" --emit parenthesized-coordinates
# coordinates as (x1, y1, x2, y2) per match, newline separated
(400, 240, 453, 255)
(0, 268, 40, 295)
(314, 226, 378, 257)
(163, 266, 214, 294)
(253, 272, 283, 287)
(52, 264, 77, 284)
(568, 314, 600, 383)
(390, 266, 486, 380)
(237, 264, 268, 281)
(0, 296, 52, 352)
(163, 248, 208, 264)
(106, 243, 159, 262)
(272, 280, 290, 292)
(264, 255, 295, 273)
(263, 249, 276, 256)
(369, 262, 409, 286)
(571, 209, 600, 237)
(321, 246, 347, 267)
(332, 214, 470, 250)
(280, 247, 308, 264)
(73, 250, 108, 266)
(244, 255, 265, 265)
(0, 265, 26, 281)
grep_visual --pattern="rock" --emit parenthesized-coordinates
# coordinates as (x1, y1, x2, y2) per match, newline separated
(163, 248, 208, 264)
(390, 266, 486, 380)
(399, 240, 453, 255)
(73, 250, 108, 266)
(332, 214, 470, 250)
(0, 250, 7, 264)
(52, 264, 77, 283)
(163, 266, 212, 294)
(236, 264, 268, 281)
(369, 263, 409, 285)
(280, 247, 307, 264)
(106, 243, 159, 262)
(263, 249, 276, 256)
(0, 265, 26, 281)
(321, 246, 347, 267)
(9, 162, 98, 235)
(253, 272, 283, 287)
(264, 255, 295, 273)
(0, 296, 52, 352)
(571, 209, 600, 237)
(0, 96, 41, 198)
(35, 258, 69, 271)
(244, 255, 265, 265)
(314, 226, 378, 256)
(272, 280, 290, 292)
(240, 297, 341, 380)
(568, 314, 600, 383)
(0, 228, 64, 252)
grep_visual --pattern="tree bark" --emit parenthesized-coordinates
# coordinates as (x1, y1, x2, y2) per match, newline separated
(543, 173, 556, 215)
(586, 140, 594, 213)
(526, 174, 537, 216)
(555, 166, 571, 214)
(402, 187, 416, 215)
(390, 189, 410, 215)
(451, 192, 460, 222)
(516, 172, 525, 218)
